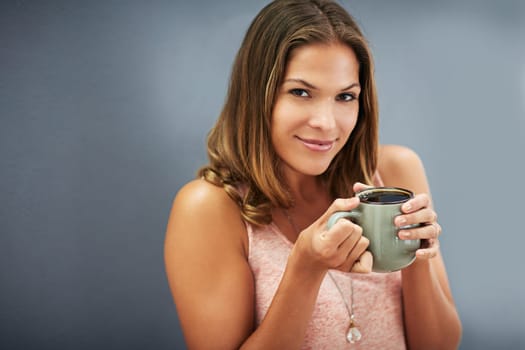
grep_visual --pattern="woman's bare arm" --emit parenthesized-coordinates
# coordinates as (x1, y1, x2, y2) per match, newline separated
(164, 179, 371, 349)
(164, 179, 255, 349)
(378, 144, 462, 350)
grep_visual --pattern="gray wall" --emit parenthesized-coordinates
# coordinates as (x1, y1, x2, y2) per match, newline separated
(1, 1, 524, 349)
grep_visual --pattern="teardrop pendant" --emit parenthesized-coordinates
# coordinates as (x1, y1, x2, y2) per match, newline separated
(346, 318, 362, 343)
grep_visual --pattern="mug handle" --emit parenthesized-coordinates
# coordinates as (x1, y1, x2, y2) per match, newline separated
(327, 211, 361, 230)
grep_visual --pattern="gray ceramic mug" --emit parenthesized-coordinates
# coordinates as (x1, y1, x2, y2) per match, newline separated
(327, 187, 421, 272)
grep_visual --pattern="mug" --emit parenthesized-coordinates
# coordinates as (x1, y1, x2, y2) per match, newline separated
(327, 187, 421, 272)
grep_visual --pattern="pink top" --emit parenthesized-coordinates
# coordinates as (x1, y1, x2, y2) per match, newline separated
(246, 222, 407, 349)
(244, 174, 406, 349)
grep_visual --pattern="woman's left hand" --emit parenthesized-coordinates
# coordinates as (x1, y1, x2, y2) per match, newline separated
(353, 182, 441, 260)
(394, 192, 441, 259)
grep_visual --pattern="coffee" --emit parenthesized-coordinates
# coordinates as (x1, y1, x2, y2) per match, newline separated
(359, 189, 411, 204)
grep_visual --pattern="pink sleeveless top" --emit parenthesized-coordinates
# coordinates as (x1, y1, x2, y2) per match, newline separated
(245, 174, 407, 349)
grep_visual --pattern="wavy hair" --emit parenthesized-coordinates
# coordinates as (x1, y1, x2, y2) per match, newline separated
(198, 0, 379, 226)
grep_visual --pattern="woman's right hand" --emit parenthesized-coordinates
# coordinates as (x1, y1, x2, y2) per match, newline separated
(292, 197, 373, 274)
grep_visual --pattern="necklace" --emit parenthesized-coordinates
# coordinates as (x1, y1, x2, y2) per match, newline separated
(282, 209, 362, 343)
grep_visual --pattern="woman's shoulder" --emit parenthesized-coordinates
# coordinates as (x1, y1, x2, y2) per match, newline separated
(166, 178, 248, 259)
(172, 178, 242, 223)
(176, 177, 232, 202)
(378, 144, 424, 172)
(377, 144, 427, 188)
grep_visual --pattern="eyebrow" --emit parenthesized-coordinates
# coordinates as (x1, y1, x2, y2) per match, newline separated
(283, 78, 360, 91)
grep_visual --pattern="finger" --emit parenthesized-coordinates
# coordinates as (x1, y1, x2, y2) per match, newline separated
(401, 193, 431, 214)
(352, 182, 372, 194)
(335, 234, 367, 270)
(345, 236, 369, 265)
(395, 207, 437, 227)
(415, 239, 440, 259)
(398, 222, 442, 240)
(321, 218, 361, 248)
(319, 197, 360, 224)
(350, 251, 373, 273)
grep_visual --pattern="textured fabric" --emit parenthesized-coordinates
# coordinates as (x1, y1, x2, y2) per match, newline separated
(245, 173, 406, 349)
(247, 221, 407, 349)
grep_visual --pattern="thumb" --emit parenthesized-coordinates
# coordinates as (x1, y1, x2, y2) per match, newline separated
(319, 197, 360, 226)
(353, 182, 373, 194)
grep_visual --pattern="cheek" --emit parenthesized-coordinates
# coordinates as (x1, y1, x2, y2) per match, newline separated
(338, 111, 359, 135)
(271, 100, 302, 132)
(270, 105, 289, 146)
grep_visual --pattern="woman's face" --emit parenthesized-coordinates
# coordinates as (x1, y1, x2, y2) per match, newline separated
(271, 42, 361, 178)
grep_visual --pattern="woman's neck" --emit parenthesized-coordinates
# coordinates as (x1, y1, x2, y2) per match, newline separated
(285, 174, 326, 204)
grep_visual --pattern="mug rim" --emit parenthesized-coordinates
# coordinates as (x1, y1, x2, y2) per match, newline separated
(357, 186, 413, 205)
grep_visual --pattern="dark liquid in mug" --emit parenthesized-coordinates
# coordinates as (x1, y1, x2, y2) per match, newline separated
(360, 191, 410, 204)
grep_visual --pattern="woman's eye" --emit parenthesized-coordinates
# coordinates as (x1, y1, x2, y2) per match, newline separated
(290, 89, 309, 97)
(337, 93, 357, 102)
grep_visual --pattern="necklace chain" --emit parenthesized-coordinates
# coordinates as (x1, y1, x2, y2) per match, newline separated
(326, 271, 355, 321)
(282, 208, 362, 343)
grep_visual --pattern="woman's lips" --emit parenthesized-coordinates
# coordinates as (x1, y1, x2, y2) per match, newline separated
(296, 136, 335, 152)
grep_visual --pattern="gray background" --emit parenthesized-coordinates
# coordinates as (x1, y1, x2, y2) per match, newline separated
(1, 0, 524, 349)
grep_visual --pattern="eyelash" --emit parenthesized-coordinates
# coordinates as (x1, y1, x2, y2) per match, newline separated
(336, 93, 357, 102)
(290, 88, 309, 97)
(289, 89, 357, 101)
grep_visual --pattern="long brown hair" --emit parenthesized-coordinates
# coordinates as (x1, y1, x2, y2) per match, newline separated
(199, 0, 379, 226)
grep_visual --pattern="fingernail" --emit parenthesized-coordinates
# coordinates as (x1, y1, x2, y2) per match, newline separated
(400, 231, 411, 239)
(396, 217, 407, 225)
(403, 203, 412, 211)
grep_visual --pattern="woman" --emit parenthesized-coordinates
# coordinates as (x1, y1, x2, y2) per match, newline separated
(164, 0, 462, 349)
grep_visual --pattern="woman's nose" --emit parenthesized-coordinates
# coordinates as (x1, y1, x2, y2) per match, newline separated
(308, 100, 336, 130)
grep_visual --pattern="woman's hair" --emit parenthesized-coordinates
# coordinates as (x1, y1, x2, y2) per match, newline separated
(199, 0, 379, 226)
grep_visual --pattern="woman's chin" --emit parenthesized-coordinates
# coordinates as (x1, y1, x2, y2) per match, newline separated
(294, 163, 331, 177)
